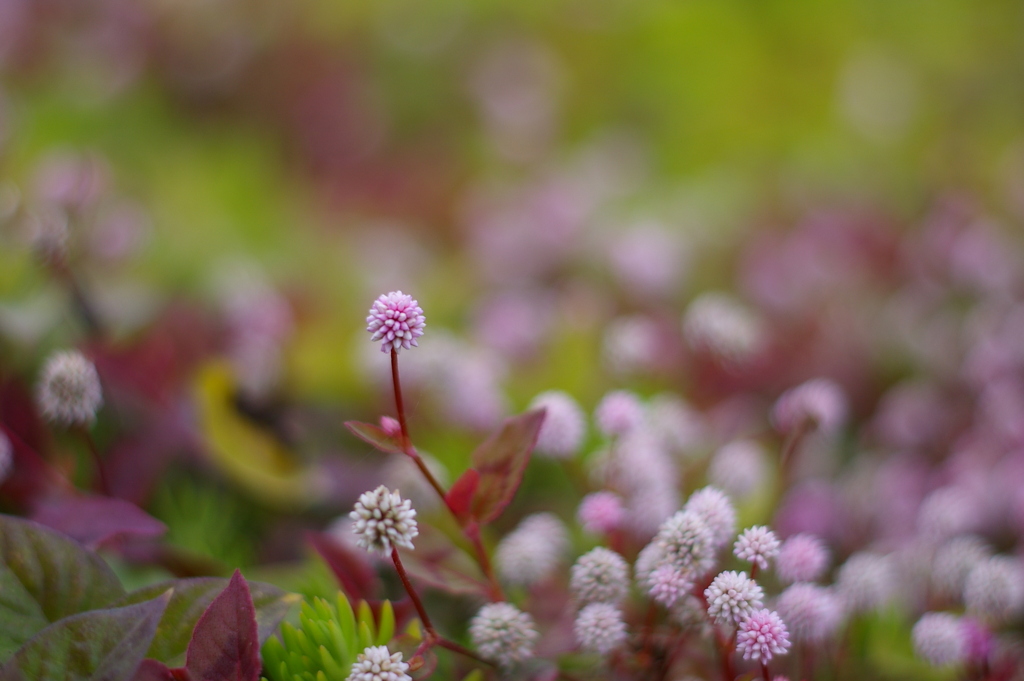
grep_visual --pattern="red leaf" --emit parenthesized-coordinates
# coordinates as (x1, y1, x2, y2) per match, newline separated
(185, 570, 260, 681)
(344, 421, 404, 454)
(398, 523, 489, 597)
(444, 468, 480, 522)
(469, 409, 546, 524)
(132, 660, 191, 681)
(306, 531, 380, 602)
(31, 495, 167, 550)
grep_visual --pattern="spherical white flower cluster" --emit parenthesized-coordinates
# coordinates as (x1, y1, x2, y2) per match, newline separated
(346, 645, 411, 681)
(496, 512, 569, 586)
(529, 390, 586, 459)
(648, 564, 694, 607)
(705, 570, 764, 627)
(36, 350, 103, 426)
(836, 552, 895, 613)
(912, 613, 967, 666)
(682, 292, 763, 365)
(469, 602, 538, 669)
(964, 556, 1024, 623)
(684, 486, 737, 549)
(654, 509, 717, 577)
(708, 440, 768, 499)
(931, 535, 991, 600)
(350, 486, 418, 556)
(574, 602, 628, 655)
(570, 547, 630, 605)
(734, 526, 780, 571)
(775, 583, 844, 643)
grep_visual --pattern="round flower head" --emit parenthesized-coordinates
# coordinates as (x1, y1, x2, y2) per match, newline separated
(574, 602, 627, 655)
(964, 556, 1024, 623)
(529, 390, 586, 459)
(684, 486, 737, 549)
(36, 350, 103, 426)
(469, 602, 538, 668)
(931, 535, 992, 601)
(654, 509, 716, 577)
(734, 526, 781, 571)
(570, 547, 630, 605)
(350, 486, 418, 555)
(366, 291, 425, 354)
(775, 534, 830, 584)
(836, 552, 895, 613)
(736, 610, 791, 663)
(771, 378, 847, 436)
(705, 570, 764, 627)
(595, 390, 644, 437)
(682, 292, 763, 365)
(577, 491, 625, 535)
(496, 512, 569, 586)
(708, 440, 768, 499)
(775, 583, 844, 643)
(912, 613, 967, 666)
(346, 645, 411, 681)
(648, 564, 694, 607)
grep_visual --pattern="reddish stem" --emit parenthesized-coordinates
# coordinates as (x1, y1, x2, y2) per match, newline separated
(390, 349, 450, 503)
(761, 662, 771, 681)
(389, 348, 505, 601)
(79, 428, 111, 495)
(391, 547, 436, 639)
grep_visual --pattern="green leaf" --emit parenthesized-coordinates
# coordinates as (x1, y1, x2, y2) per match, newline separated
(115, 577, 298, 666)
(375, 601, 394, 646)
(0, 515, 126, 663)
(0, 592, 170, 681)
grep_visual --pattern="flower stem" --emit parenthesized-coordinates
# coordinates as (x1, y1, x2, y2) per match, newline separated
(78, 427, 110, 495)
(761, 662, 771, 681)
(388, 348, 506, 601)
(390, 349, 448, 502)
(391, 547, 436, 639)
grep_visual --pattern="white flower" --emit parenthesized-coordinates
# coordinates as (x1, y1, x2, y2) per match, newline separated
(470, 602, 538, 668)
(912, 613, 967, 666)
(496, 512, 569, 586)
(36, 350, 103, 426)
(705, 570, 764, 627)
(346, 645, 411, 681)
(350, 486, 418, 555)
(574, 603, 628, 655)
(530, 390, 586, 459)
(684, 487, 737, 549)
(570, 547, 630, 604)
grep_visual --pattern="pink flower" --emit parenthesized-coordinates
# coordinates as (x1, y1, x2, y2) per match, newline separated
(736, 609, 791, 662)
(577, 491, 625, 535)
(366, 291, 426, 353)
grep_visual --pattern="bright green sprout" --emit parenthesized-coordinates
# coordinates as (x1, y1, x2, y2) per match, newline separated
(262, 592, 395, 681)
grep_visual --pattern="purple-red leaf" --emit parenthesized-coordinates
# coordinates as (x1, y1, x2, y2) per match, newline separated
(306, 531, 380, 602)
(469, 409, 546, 524)
(132, 659, 191, 681)
(445, 468, 480, 522)
(184, 570, 259, 681)
(344, 421, 404, 454)
(0, 591, 170, 681)
(30, 495, 167, 550)
(398, 523, 489, 597)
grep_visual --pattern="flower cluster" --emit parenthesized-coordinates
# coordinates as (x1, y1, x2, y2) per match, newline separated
(350, 486, 418, 555)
